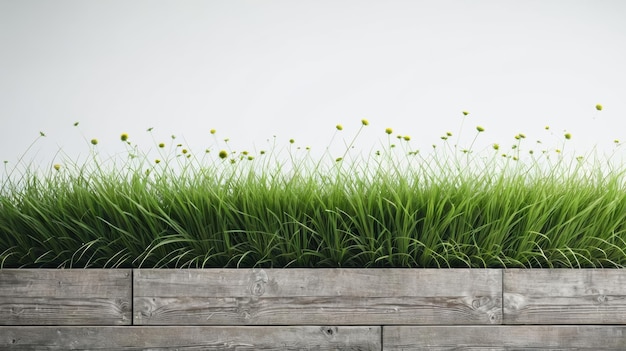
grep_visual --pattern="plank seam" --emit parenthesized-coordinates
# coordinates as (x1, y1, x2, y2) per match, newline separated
(500, 268, 504, 325)
(130, 269, 134, 326)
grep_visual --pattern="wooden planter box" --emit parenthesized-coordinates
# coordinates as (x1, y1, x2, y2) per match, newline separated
(2, 269, 626, 349)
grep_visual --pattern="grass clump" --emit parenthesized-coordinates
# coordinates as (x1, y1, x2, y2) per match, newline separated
(2, 112, 626, 268)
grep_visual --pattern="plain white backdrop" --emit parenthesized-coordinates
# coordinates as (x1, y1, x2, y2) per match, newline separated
(1, 0, 626, 169)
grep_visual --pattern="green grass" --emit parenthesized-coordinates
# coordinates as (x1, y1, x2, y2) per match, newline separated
(2, 115, 626, 268)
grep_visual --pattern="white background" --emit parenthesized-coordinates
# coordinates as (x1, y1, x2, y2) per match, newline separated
(2, 0, 625, 170)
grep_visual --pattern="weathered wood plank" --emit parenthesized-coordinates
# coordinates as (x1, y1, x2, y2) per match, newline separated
(0, 269, 131, 325)
(134, 268, 502, 325)
(503, 269, 626, 324)
(0, 326, 381, 350)
(384, 326, 626, 350)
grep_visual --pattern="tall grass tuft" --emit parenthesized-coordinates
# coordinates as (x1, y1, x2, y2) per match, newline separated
(2, 116, 626, 268)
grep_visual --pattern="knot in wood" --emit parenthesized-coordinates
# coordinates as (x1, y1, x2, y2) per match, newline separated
(487, 311, 498, 323)
(321, 326, 338, 338)
(471, 296, 491, 310)
(248, 269, 269, 297)
(251, 281, 265, 296)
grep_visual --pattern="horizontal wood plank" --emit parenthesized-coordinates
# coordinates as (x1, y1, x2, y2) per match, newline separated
(384, 326, 626, 350)
(134, 268, 502, 325)
(0, 326, 380, 350)
(503, 269, 626, 324)
(0, 269, 131, 325)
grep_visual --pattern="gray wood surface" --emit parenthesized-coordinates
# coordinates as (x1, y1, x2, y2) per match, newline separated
(133, 268, 502, 325)
(503, 269, 626, 324)
(384, 326, 626, 350)
(0, 269, 131, 325)
(0, 326, 380, 350)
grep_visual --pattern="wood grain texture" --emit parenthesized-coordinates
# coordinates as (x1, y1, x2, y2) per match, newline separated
(503, 269, 626, 324)
(0, 269, 131, 325)
(134, 268, 502, 325)
(384, 326, 626, 350)
(0, 326, 381, 350)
